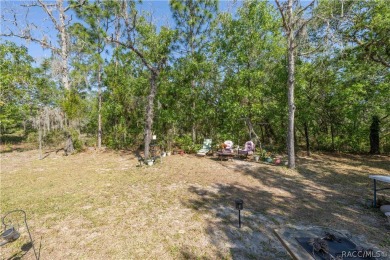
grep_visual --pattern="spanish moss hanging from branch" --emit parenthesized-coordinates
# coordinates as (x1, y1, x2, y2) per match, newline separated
(32, 106, 74, 159)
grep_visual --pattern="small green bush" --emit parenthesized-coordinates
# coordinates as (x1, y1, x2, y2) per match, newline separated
(174, 134, 198, 153)
(68, 129, 83, 152)
(26, 132, 39, 145)
(44, 130, 65, 147)
(83, 135, 97, 148)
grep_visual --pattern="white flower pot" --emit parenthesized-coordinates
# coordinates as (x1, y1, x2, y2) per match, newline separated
(146, 160, 154, 166)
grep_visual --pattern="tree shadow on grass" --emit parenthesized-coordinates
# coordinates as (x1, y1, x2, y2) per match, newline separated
(1, 148, 23, 154)
(243, 160, 389, 236)
(182, 181, 293, 259)
(182, 157, 390, 258)
(300, 153, 390, 174)
(296, 157, 390, 204)
(234, 161, 388, 228)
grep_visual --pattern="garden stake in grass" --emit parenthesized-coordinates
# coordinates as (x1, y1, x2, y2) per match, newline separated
(235, 199, 244, 228)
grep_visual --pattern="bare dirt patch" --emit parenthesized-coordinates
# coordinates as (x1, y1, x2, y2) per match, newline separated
(1, 150, 389, 259)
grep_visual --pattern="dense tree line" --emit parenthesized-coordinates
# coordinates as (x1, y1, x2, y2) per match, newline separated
(1, 0, 389, 166)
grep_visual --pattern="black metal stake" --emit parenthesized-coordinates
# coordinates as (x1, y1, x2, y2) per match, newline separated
(238, 209, 241, 228)
(373, 179, 377, 208)
(235, 199, 243, 228)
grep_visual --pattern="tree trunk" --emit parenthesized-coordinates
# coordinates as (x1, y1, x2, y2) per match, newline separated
(64, 133, 74, 155)
(294, 125, 298, 153)
(192, 123, 196, 144)
(260, 125, 264, 144)
(275, 0, 316, 168)
(246, 118, 261, 148)
(58, 0, 70, 91)
(144, 71, 158, 159)
(97, 63, 102, 149)
(330, 123, 335, 151)
(304, 121, 311, 156)
(115, 12, 120, 70)
(287, 0, 296, 169)
(39, 121, 42, 160)
(369, 115, 380, 154)
(191, 80, 196, 144)
(265, 124, 274, 145)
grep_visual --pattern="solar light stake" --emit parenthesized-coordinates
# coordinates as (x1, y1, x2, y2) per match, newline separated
(238, 210, 241, 228)
(235, 199, 244, 228)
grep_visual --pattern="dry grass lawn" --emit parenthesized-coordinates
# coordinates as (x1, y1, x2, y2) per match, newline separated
(1, 148, 389, 259)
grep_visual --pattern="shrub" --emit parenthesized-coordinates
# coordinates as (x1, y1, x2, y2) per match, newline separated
(68, 129, 84, 152)
(174, 134, 197, 153)
(26, 132, 39, 145)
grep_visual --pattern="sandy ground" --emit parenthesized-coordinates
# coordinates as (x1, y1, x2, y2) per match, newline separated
(0, 149, 389, 259)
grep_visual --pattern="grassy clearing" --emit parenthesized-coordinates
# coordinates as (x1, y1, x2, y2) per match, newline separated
(1, 149, 389, 259)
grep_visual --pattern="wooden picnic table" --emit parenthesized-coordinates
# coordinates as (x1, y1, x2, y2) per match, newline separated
(369, 175, 390, 207)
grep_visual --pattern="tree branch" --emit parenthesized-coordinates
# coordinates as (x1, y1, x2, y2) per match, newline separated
(275, 0, 290, 32)
(21, 3, 56, 8)
(294, 16, 314, 39)
(64, 0, 86, 12)
(294, 0, 315, 20)
(299, 44, 322, 56)
(37, 0, 60, 31)
(66, 14, 73, 26)
(0, 32, 60, 54)
(108, 36, 156, 73)
(370, 54, 390, 68)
